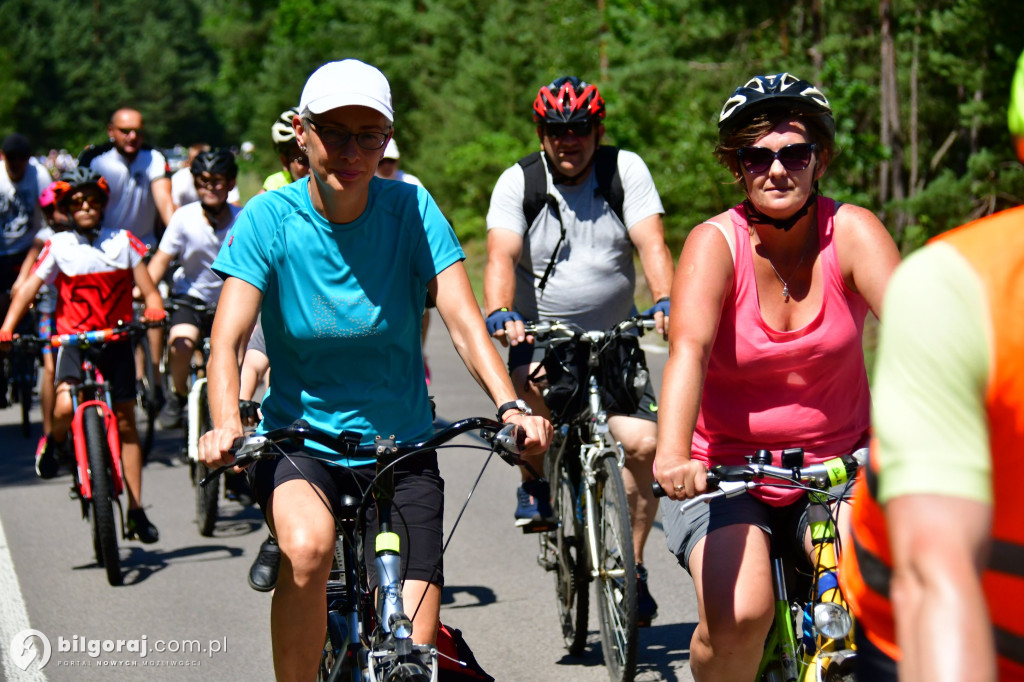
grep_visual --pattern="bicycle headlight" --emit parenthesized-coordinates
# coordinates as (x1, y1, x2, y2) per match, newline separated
(813, 603, 853, 640)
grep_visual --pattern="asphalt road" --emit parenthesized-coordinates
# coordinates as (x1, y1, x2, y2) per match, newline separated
(0, 312, 698, 681)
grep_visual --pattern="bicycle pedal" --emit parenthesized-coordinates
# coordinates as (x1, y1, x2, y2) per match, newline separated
(537, 555, 557, 571)
(520, 521, 556, 534)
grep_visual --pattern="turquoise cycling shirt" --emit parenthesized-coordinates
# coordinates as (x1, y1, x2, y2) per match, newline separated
(213, 177, 464, 464)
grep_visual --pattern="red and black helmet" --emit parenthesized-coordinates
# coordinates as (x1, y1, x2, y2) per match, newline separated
(533, 76, 606, 124)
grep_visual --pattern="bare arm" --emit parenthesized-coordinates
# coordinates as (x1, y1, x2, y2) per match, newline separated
(834, 204, 901, 318)
(146, 249, 174, 289)
(482, 228, 527, 346)
(1, 274, 44, 335)
(628, 213, 674, 336)
(239, 348, 270, 401)
(132, 260, 164, 312)
(11, 239, 44, 296)
(653, 219, 733, 499)
(431, 261, 551, 456)
(887, 494, 995, 682)
(151, 177, 175, 227)
(198, 277, 261, 467)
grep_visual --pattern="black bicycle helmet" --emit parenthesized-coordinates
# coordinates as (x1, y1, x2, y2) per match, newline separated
(718, 73, 834, 139)
(272, 108, 299, 151)
(191, 148, 238, 179)
(54, 167, 110, 209)
(533, 76, 606, 124)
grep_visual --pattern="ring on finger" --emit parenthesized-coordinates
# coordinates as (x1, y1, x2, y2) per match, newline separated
(674, 484, 685, 492)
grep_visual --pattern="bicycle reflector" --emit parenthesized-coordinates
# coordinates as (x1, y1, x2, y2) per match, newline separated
(813, 603, 853, 640)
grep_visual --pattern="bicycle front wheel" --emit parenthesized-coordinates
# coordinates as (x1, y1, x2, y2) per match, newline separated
(84, 406, 123, 586)
(552, 445, 589, 656)
(592, 453, 637, 682)
(134, 334, 158, 460)
(194, 384, 219, 536)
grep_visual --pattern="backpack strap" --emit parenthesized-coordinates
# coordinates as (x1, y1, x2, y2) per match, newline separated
(592, 146, 624, 225)
(517, 151, 549, 228)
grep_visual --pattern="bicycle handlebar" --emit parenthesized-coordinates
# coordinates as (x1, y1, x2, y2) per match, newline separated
(652, 448, 867, 508)
(523, 314, 658, 342)
(200, 417, 525, 487)
(49, 319, 165, 349)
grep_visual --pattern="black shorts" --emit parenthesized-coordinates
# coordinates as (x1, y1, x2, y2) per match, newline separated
(0, 250, 29, 293)
(249, 450, 445, 590)
(55, 340, 137, 403)
(168, 296, 214, 334)
(508, 338, 658, 422)
(854, 624, 899, 681)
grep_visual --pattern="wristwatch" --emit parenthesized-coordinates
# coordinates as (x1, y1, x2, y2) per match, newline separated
(497, 399, 532, 421)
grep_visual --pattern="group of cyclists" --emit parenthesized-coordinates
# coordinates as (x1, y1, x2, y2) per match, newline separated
(0, 48, 1020, 682)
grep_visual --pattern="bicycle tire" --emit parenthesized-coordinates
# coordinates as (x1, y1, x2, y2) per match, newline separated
(84, 406, 123, 586)
(552, 444, 589, 656)
(134, 334, 157, 460)
(593, 453, 637, 682)
(195, 383, 219, 536)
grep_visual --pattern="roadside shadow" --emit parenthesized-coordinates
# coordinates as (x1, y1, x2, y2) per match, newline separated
(0, 420, 47, 486)
(633, 620, 695, 679)
(441, 584, 497, 609)
(69, 543, 247, 586)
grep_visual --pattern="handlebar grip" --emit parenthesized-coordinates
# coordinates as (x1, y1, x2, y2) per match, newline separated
(652, 481, 667, 498)
(651, 468, 721, 498)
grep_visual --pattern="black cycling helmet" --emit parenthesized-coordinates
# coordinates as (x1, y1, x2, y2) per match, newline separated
(191, 148, 238, 179)
(533, 76, 606, 124)
(272, 108, 300, 152)
(54, 167, 110, 209)
(718, 73, 834, 140)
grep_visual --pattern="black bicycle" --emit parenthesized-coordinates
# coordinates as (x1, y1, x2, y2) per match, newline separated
(203, 416, 524, 682)
(526, 314, 656, 682)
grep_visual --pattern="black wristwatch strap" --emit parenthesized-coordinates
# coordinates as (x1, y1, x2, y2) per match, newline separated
(496, 400, 527, 420)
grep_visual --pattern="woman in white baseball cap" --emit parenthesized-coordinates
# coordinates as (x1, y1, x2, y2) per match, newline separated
(199, 59, 552, 681)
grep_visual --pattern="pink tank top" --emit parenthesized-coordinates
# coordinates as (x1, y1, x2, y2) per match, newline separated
(692, 197, 871, 506)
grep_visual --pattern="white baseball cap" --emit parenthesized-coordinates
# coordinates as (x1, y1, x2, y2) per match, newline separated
(382, 139, 400, 160)
(299, 59, 394, 123)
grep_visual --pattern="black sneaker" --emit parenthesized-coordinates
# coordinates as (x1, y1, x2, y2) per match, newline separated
(126, 508, 160, 544)
(157, 393, 186, 430)
(248, 535, 280, 592)
(514, 478, 558, 533)
(34, 435, 61, 479)
(636, 563, 658, 627)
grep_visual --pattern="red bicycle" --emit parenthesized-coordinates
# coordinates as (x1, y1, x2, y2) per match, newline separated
(50, 320, 162, 586)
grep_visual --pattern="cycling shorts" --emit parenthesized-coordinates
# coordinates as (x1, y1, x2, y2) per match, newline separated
(854, 624, 898, 681)
(55, 340, 136, 404)
(508, 339, 658, 422)
(168, 295, 213, 335)
(661, 482, 854, 573)
(249, 450, 445, 590)
(37, 312, 55, 356)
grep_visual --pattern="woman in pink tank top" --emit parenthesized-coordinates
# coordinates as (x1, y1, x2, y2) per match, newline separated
(653, 74, 901, 681)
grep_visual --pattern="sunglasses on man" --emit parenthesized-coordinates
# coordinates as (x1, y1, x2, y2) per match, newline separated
(544, 120, 595, 139)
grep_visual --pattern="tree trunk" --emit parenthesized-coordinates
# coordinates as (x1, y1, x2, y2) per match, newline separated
(879, 0, 907, 236)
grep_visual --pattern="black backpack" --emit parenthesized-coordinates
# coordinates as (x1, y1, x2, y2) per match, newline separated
(517, 146, 625, 291)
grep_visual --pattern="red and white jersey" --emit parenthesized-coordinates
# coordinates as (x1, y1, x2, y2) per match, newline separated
(31, 228, 146, 334)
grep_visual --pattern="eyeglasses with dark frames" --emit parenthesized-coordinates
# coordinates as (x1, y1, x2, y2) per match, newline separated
(194, 176, 229, 191)
(66, 193, 105, 211)
(304, 119, 390, 151)
(736, 143, 817, 174)
(544, 120, 595, 139)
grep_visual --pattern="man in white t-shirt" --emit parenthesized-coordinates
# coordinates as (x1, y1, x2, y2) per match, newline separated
(78, 108, 175, 250)
(484, 76, 674, 627)
(148, 149, 241, 428)
(1, 133, 52, 306)
(171, 143, 241, 208)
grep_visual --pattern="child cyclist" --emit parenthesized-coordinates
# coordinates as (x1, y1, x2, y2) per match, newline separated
(0, 167, 166, 542)
(147, 148, 242, 429)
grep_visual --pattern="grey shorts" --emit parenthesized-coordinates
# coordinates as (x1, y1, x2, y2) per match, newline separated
(661, 483, 853, 573)
(508, 339, 658, 422)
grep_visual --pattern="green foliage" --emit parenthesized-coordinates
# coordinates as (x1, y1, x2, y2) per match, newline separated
(0, 0, 1020, 256)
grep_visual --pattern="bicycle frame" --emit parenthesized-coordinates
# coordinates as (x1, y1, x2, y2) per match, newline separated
(68, 359, 124, 502)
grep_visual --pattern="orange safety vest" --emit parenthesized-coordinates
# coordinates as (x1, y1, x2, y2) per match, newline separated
(840, 205, 1024, 679)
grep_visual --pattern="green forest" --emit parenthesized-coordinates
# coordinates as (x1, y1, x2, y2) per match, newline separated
(1, 0, 1021, 252)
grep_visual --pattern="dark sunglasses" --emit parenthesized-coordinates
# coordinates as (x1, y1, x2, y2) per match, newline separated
(737, 143, 817, 174)
(545, 120, 594, 139)
(195, 176, 229, 191)
(66, 193, 105, 211)
(117, 128, 142, 136)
